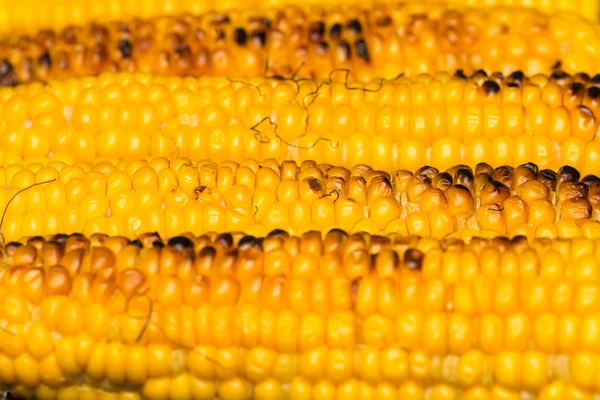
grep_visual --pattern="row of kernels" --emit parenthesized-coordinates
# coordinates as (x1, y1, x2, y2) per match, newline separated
(3, 346, 600, 399)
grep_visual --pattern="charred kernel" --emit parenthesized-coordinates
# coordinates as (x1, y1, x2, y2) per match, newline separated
(338, 40, 351, 59)
(38, 52, 51, 68)
(309, 21, 325, 42)
(238, 235, 261, 250)
(347, 19, 362, 33)
(509, 70, 524, 84)
(592, 74, 600, 84)
(215, 233, 234, 248)
(404, 248, 424, 270)
(558, 166, 580, 183)
(375, 15, 393, 27)
(520, 162, 539, 175)
(475, 163, 494, 175)
(0, 58, 13, 75)
(198, 246, 217, 259)
(582, 175, 600, 186)
(539, 169, 558, 191)
(251, 30, 266, 47)
(569, 82, 585, 94)
(266, 229, 289, 240)
(317, 41, 329, 54)
(416, 166, 439, 178)
(588, 86, 600, 99)
(507, 82, 519, 88)
(152, 241, 165, 249)
(330, 23, 342, 39)
(130, 239, 143, 248)
(551, 60, 562, 69)
(355, 39, 369, 62)
(234, 28, 247, 46)
(482, 80, 500, 96)
(551, 70, 569, 80)
(454, 69, 467, 79)
(118, 39, 133, 58)
(167, 236, 194, 251)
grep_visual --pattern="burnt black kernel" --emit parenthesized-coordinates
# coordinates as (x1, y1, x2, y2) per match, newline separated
(215, 233, 234, 248)
(552, 60, 562, 70)
(435, 172, 453, 186)
(198, 246, 217, 258)
(592, 74, 600, 84)
(453, 184, 471, 193)
(416, 166, 439, 177)
(130, 239, 143, 248)
(251, 30, 266, 47)
(509, 70, 524, 83)
(27, 236, 45, 245)
(0, 59, 13, 75)
(454, 69, 467, 79)
(347, 19, 362, 33)
(309, 21, 325, 41)
(482, 80, 500, 96)
(506, 82, 519, 88)
(338, 40, 351, 59)
(234, 28, 247, 45)
(152, 240, 165, 249)
(538, 169, 558, 191)
(582, 174, 600, 187)
(38, 52, 51, 68)
(570, 82, 584, 94)
(175, 44, 191, 56)
(489, 180, 507, 190)
(557, 165, 581, 183)
(588, 86, 600, 99)
(574, 72, 591, 82)
(118, 39, 133, 58)
(238, 235, 262, 249)
(519, 162, 539, 175)
(317, 41, 329, 52)
(404, 248, 424, 270)
(327, 228, 349, 237)
(355, 39, 369, 62)
(267, 229, 289, 239)
(167, 236, 194, 251)
(455, 169, 474, 185)
(330, 23, 342, 39)
(551, 70, 569, 80)
(52, 233, 69, 244)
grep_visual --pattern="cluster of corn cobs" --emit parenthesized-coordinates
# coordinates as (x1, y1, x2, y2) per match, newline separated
(2, 1, 600, 400)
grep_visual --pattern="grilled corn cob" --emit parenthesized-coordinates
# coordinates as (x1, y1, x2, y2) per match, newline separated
(1, 3, 600, 84)
(0, 158, 599, 242)
(2, 71, 600, 172)
(1, 231, 600, 399)
(1, 0, 598, 38)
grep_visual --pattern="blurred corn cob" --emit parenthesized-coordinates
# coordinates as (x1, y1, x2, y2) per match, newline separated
(0, 0, 597, 38)
(1, 3, 600, 84)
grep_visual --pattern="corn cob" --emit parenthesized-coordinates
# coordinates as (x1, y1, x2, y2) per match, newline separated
(1, 3, 600, 85)
(1, 231, 600, 400)
(2, 71, 600, 173)
(0, 158, 599, 243)
(0, 0, 598, 38)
